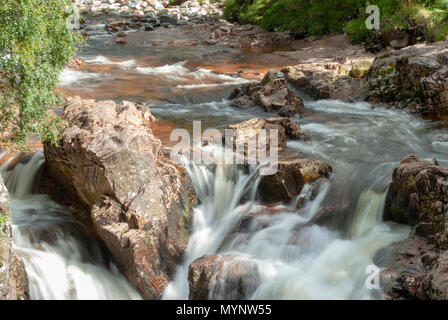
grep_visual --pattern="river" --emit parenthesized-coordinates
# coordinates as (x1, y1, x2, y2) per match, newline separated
(2, 22, 448, 299)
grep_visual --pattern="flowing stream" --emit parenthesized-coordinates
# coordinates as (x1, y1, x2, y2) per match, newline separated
(0, 153, 142, 299)
(3, 23, 448, 299)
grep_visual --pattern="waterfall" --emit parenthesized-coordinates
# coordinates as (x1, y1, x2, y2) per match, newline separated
(163, 161, 260, 299)
(163, 152, 411, 300)
(0, 152, 141, 300)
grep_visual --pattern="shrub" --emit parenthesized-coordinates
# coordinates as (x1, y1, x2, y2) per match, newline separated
(223, 0, 448, 44)
(0, 0, 82, 149)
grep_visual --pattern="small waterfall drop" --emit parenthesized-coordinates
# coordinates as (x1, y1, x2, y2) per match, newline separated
(1, 152, 142, 300)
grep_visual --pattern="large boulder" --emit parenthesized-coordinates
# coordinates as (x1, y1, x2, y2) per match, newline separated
(44, 97, 197, 299)
(188, 254, 261, 299)
(384, 155, 448, 238)
(258, 157, 332, 202)
(0, 175, 28, 300)
(229, 71, 304, 117)
(379, 155, 448, 299)
(282, 57, 373, 101)
(367, 41, 448, 114)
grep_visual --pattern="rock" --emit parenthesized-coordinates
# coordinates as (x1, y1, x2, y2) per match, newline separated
(0, 175, 29, 300)
(384, 155, 448, 238)
(160, 14, 177, 25)
(119, 10, 133, 18)
(188, 254, 261, 299)
(115, 38, 127, 45)
(367, 41, 448, 114)
(258, 157, 332, 202)
(282, 57, 374, 101)
(176, 19, 188, 26)
(390, 33, 410, 49)
(379, 155, 448, 300)
(144, 24, 155, 31)
(106, 20, 127, 28)
(230, 70, 304, 117)
(43, 97, 197, 299)
(226, 117, 309, 153)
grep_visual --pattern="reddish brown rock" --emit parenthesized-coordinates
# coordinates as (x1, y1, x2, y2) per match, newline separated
(384, 155, 448, 238)
(188, 254, 261, 300)
(226, 117, 309, 153)
(380, 155, 448, 300)
(258, 157, 332, 202)
(230, 71, 304, 117)
(44, 96, 197, 299)
(0, 175, 29, 300)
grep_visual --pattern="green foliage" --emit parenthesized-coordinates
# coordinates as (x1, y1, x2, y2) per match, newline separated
(0, 0, 82, 149)
(0, 213, 8, 236)
(224, 0, 448, 43)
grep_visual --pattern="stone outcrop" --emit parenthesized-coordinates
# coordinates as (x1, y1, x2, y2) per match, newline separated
(380, 155, 448, 299)
(367, 41, 448, 114)
(44, 96, 197, 299)
(282, 57, 374, 101)
(258, 157, 332, 202)
(229, 70, 304, 117)
(0, 175, 28, 300)
(188, 254, 261, 299)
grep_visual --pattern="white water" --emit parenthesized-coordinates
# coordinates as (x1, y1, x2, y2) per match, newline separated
(162, 98, 448, 300)
(1, 153, 142, 300)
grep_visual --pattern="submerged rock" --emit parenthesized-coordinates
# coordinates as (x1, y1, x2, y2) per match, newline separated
(44, 96, 197, 299)
(380, 155, 448, 299)
(0, 175, 29, 300)
(229, 70, 304, 117)
(367, 41, 448, 114)
(188, 254, 261, 299)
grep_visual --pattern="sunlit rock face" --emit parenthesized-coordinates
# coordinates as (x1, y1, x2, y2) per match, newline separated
(44, 97, 197, 299)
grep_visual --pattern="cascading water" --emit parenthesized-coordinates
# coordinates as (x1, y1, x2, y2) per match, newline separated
(1, 152, 141, 300)
(162, 99, 448, 300)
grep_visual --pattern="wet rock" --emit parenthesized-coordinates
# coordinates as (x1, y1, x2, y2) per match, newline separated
(0, 175, 29, 300)
(230, 70, 304, 117)
(160, 14, 177, 25)
(44, 97, 197, 299)
(106, 20, 127, 29)
(115, 38, 127, 45)
(258, 157, 332, 202)
(380, 155, 448, 300)
(282, 57, 374, 101)
(384, 155, 448, 238)
(226, 117, 309, 153)
(188, 254, 261, 299)
(367, 41, 448, 114)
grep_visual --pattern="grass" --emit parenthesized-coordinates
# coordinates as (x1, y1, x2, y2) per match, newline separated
(223, 0, 448, 46)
